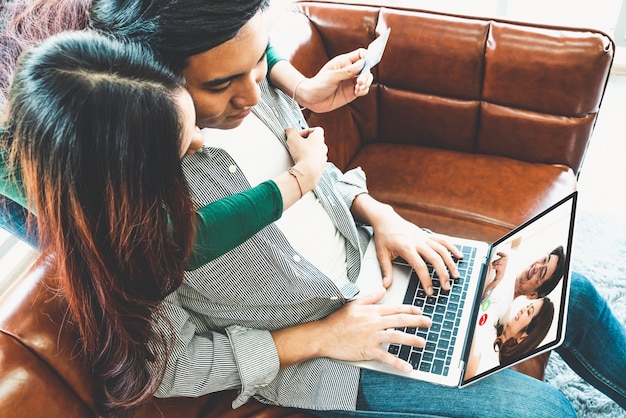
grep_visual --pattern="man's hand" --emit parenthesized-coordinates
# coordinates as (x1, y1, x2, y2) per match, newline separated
(317, 289, 431, 372)
(296, 48, 373, 113)
(351, 194, 462, 295)
(272, 288, 431, 372)
(482, 252, 509, 299)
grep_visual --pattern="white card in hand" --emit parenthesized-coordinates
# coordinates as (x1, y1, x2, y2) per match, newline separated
(359, 27, 391, 75)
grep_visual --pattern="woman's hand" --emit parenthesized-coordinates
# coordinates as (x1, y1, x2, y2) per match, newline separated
(285, 126, 328, 194)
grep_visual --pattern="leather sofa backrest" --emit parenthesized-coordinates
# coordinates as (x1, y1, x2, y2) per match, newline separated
(271, 0, 614, 172)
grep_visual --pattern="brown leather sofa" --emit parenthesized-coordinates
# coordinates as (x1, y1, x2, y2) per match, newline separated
(0, 1, 614, 417)
(273, 0, 613, 242)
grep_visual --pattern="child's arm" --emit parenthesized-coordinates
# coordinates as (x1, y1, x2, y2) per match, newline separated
(267, 44, 373, 113)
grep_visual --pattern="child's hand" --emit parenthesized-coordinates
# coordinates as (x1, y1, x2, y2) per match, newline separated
(296, 49, 374, 113)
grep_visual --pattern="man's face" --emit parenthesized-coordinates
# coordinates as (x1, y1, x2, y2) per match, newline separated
(515, 252, 559, 298)
(182, 11, 269, 130)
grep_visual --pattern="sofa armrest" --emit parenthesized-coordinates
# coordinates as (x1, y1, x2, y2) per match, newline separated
(0, 258, 98, 416)
(0, 331, 94, 417)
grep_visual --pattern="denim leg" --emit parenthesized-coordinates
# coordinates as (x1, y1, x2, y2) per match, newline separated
(556, 271, 626, 408)
(308, 368, 576, 418)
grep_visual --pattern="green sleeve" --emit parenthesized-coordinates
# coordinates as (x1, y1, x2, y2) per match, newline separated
(266, 43, 286, 74)
(185, 179, 283, 270)
(0, 146, 29, 211)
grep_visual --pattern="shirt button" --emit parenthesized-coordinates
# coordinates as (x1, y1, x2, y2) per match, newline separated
(228, 164, 237, 173)
(330, 296, 339, 301)
(292, 254, 301, 262)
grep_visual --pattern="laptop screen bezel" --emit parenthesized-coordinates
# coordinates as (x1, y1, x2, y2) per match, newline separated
(460, 191, 577, 387)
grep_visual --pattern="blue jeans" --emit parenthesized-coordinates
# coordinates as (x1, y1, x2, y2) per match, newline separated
(555, 271, 626, 408)
(308, 272, 624, 417)
(310, 368, 575, 418)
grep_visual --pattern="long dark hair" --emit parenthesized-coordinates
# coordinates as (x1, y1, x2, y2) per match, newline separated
(89, 0, 270, 73)
(494, 298, 555, 367)
(6, 30, 195, 416)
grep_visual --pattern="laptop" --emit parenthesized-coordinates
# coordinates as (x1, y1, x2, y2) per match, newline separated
(349, 191, 577, 388)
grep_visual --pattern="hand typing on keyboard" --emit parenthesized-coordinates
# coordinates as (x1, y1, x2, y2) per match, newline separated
(314, 287, 433, 373)
(361, 199, 463, 296)
(388, 244, 476, 375)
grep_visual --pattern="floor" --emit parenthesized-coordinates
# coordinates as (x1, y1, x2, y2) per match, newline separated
(544, 75, 626, 417)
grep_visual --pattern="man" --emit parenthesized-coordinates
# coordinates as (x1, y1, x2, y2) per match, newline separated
(90, 0, 626, 415)
(482, 246, 566, 302)
(481, 246, 566, 328)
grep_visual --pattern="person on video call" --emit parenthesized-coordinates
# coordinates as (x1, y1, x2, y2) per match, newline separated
(466, 295, 555, 379)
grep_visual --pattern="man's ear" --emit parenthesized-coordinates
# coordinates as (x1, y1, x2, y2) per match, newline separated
(527, 292, 538, 300)
(516, 333, 528, 344)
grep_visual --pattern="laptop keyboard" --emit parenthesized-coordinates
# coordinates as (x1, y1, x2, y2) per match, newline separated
(387, 244, 476, 376)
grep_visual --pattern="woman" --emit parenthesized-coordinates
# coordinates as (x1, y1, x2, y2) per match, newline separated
(1, 29, 327, 416)
(466, 296, 555, 380)
(496, 297, 555, 366)
(4, 30, 195, 414)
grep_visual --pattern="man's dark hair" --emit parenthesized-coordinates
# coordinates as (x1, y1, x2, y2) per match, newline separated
(89, 0, 270, 73)
(535, 245, 566, 298)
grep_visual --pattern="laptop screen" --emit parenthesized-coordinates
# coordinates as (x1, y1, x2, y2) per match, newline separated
(462, 192, 577, 386)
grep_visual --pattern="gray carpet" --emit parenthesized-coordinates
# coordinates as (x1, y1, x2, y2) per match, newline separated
(544, 209, 626, 417)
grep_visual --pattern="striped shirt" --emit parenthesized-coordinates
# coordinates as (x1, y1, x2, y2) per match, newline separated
(152, 79, 372, 411)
